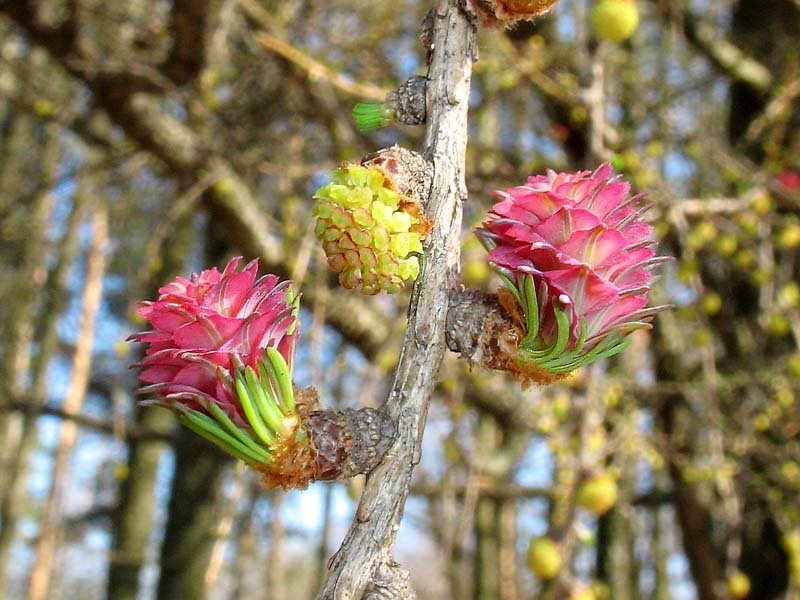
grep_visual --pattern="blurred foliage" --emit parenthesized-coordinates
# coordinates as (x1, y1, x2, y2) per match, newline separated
(0, 0, 799, 599)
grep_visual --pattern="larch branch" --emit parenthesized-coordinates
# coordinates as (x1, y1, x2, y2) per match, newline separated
(238, 0, 389, 101)
(317, 1, 476, 597)
(683, 12, 772, 94)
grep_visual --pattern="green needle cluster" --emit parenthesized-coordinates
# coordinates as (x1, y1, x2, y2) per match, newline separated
(176, 347, 297, 465)
(352, 102, 395, 132)
(508, 274, 631, 375)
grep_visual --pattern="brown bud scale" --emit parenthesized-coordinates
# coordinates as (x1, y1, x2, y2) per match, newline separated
(446, 287, 568, 386)
(362, 145, 434, 236)
(388, 75, 427, 126)
(473, 0, 561, 25)
(306, 406, 396, 481)
(257, 387, 396, 489)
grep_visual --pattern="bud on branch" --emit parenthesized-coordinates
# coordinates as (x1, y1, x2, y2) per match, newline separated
(353, 75, 427, 132)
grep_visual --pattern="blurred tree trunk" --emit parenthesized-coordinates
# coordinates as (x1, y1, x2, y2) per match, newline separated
(106, 408, 174, 600)
(156, 429, 229, 600)
(652, 506, 671, 600)
(106, 213, 195, 600)
(205, 474, 246, 593)
(266, 490, 286, 600)
(670, 461, 721, 600)
(27, 201, 108, 600)
(475, 495, 519, 600)
(659, 391, 721, 600)
(475, 495, 500, 600)
(0, 123, 58, 594)
(596, 452, 638, 600)
(230, 480, 259, 600)
(497, 499, 518, 600)
(474, 414, 521, 600)
(0, 177, 85, 595)
(725, 2, 798, 597)
(0, 118, 56, 512)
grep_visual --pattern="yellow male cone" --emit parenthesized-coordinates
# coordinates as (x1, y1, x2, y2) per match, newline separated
(576, 473, 618, 516)
(591, 0, 639, 42)
(527, 537, 562, 580)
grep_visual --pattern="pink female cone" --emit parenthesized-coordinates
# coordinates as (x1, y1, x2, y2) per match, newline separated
(129, 257, 300, 464)
(130, 258, 395, 489)
(477, 164, 669, 381)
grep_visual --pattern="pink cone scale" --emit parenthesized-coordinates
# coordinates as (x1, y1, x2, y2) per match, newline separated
(477, 164, 668, 381)
(129, 257, 301, 465)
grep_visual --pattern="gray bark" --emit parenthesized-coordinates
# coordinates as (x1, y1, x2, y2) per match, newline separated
(317, 1, 476, 597)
